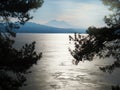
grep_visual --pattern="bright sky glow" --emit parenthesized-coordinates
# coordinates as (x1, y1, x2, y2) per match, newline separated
(30, 0, 111, 29)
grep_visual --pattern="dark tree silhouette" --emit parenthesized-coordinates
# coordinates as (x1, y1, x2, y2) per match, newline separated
(0, 0, 44, 90)
(69, 0, 120, 72)
(69, 0, 120, 89)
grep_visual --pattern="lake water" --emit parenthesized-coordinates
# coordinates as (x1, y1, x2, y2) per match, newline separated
(14, 34, 120, 90)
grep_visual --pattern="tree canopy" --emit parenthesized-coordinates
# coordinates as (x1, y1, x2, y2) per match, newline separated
(69, 1, 120, 90)
(0, 0, 43, 23)
(69, 0, 120, 73)
(0, 0, 44, 90)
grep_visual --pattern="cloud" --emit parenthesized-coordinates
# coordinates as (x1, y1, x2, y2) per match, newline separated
(55, 2, 110, 28)
(31, 0, 111, 28)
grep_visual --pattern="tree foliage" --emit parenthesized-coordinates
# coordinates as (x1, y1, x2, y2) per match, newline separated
(69, 1, 120, 89)
(0, 0, 44, 90)
(0, 0, 43, 24)
(69, 0, 120, 72)
(102, 0, 120, 28)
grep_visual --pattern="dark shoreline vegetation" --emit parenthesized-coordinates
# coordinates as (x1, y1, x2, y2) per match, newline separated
(0, 0, 43, 90)
(69, 0, 120, 90)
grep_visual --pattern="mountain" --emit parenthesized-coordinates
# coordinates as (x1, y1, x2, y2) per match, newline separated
(14, 22, 86, 33)
(45, 20, 77, 28)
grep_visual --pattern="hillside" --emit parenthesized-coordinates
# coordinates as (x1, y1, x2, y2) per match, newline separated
(14, 22, 86, 33)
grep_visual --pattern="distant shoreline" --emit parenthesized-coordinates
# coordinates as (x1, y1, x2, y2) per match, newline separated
(16, 32, 87, 34)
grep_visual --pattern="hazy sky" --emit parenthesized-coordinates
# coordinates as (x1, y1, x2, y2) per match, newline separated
(30, 0, 111, 29)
